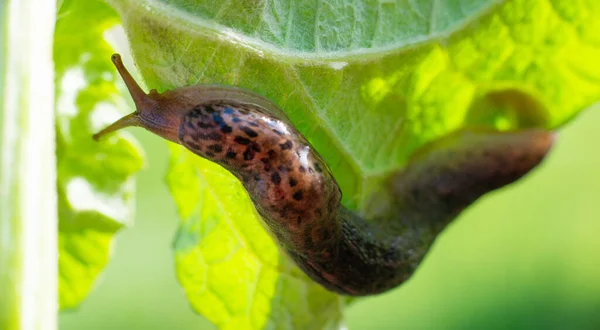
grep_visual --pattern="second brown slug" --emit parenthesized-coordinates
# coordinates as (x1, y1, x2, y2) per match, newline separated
(94, 54, 554, 296)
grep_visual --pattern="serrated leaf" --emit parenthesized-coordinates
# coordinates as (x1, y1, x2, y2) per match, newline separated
(55, 0, 144, 309)
(107, 0, 600, 328)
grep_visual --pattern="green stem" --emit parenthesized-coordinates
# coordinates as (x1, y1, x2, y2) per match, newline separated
(0, 0, 57, 329)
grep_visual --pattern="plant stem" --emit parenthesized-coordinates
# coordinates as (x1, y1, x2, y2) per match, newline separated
(0, 0, 57, 329)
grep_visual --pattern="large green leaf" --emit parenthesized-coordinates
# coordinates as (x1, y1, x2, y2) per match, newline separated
(107, 0, 600, 328)
(55, 0, 144, 309)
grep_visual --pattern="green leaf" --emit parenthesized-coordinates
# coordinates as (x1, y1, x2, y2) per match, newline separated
(108, 0, 600, 328)
(54, 0, 144, 310)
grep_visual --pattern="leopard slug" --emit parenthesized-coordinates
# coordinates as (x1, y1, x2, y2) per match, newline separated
(94, 54, 554, 296)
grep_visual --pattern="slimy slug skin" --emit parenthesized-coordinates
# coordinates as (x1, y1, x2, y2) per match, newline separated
(94, 54, 554, 296)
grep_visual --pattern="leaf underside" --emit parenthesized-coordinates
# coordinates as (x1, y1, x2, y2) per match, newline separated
(103, 0, 600, 328)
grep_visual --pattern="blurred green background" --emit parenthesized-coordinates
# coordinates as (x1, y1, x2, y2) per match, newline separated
(59, 105, 600, 330)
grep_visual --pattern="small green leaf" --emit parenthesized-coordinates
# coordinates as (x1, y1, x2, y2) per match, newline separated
(55, 0, 144, 309)
(108, 0, 600, 328)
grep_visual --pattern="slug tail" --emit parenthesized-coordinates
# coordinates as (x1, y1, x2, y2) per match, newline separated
(306, 128, 556, 297)
(392, 128, 555, 221)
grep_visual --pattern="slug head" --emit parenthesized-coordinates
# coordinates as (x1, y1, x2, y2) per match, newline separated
(93, 54, 186, 143)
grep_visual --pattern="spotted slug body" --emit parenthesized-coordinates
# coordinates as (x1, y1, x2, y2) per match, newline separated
(179, 102, 342, 262)
(95, 54, 555, 296)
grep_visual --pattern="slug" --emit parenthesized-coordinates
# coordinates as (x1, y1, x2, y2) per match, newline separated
(94, 54, 554, 296)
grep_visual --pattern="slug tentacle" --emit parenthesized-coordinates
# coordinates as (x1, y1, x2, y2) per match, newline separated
(93, 113, 140, 141)
(110, 54, 153, 110)
(94, 54, 555, 296)
(94, 54, 183, 143)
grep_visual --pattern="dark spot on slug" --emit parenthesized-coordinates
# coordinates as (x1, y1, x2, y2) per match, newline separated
(273, 129, 283, 136)
(205, 151, 215, 158)
(314, 163, 323, 173)
(198, 122, 213, 129)
(250, 143, 261, 152)
(237, 107, 249, 114)
(240, 126, 258, 138)
(268, 150, 277, 158)
(299, 166, 306, 173)
(296, 216, 302, 225)
(235, 136, 251, 145)
(293, 190, 303, 201)
(289, 177, 297, 187)
(202, 105, 216, 114)
(260, 158, 271, 171)
(196, 132, 221, 141)
(243, 148, 255, 160)
(271, 172, 281, 184)
(225, 151, 237, 159)
(242, 143, 261, 161)
(232, 117, 242, 123)
(223, 107, 234, 115)
(280, 140, 293, 150)
(212, 113, 225, 125)
(208, 144, 223, 153)
(184, 139, 200, 150)
(221, 125, 233, 134)
(248, 121, 260, 127)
